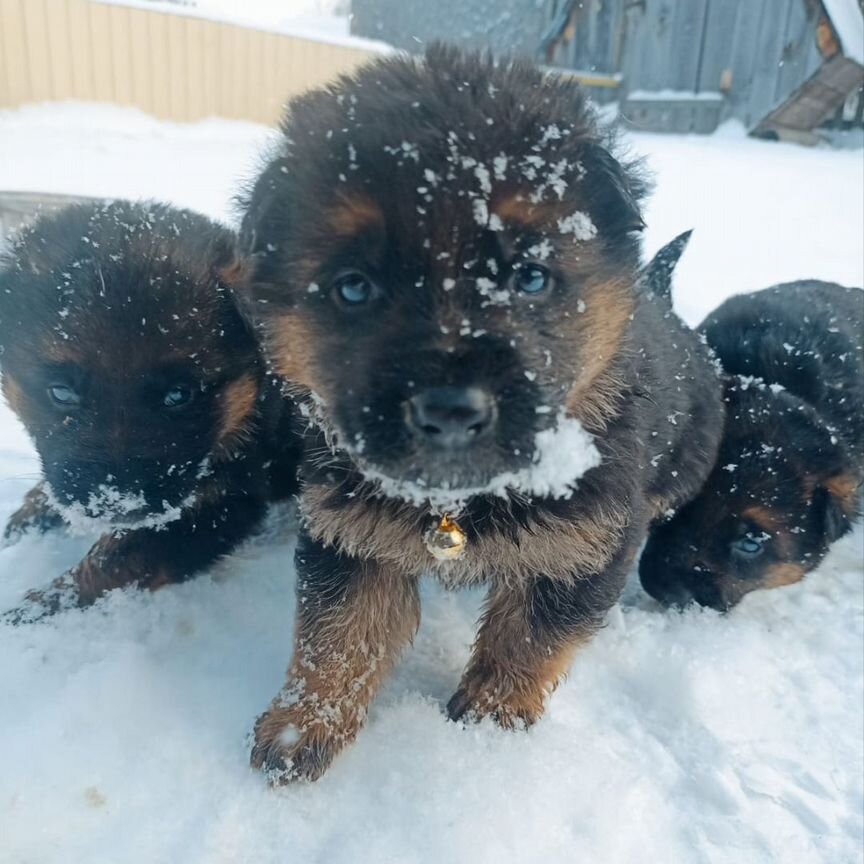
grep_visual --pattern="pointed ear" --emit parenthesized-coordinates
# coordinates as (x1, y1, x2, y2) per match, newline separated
(639, 229, 693, 300)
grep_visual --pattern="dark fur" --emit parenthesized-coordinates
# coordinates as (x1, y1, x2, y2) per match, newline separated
(640, 280, 864, 610)
(236, 47, 724, 782)
(0, 201, 301, 621)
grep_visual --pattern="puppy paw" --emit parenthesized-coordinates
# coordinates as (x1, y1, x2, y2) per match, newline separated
(2, 487, 64, 547)
(249, 704, 338, 785)
(447, 664, 549, 730)
(1, 574, 80, 625)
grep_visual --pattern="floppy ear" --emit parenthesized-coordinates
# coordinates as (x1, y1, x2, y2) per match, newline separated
(812, 471, 861, 543)
(579, 142, 648, 238)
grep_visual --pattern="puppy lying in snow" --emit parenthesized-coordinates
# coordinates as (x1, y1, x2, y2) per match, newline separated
(236, 46, 725, 782)
(0, 201, 301, 622)
(640, 279, 863, 610)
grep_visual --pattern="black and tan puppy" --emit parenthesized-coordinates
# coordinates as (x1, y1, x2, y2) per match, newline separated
(640, 280, 863, 611)
(0, 201, 300, 621)
(237, 47, 724, 782)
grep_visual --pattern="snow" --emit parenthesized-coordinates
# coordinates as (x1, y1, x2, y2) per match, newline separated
(0, 104, 862, 864)
(357, 414, 601, 511)
(822, 0, 864, 65)
(94, 0, 394, 54)
(627, 90, 725, 102)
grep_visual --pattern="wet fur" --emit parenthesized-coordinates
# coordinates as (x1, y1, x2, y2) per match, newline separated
(237, 47, 725, 781)
(0, 201, 301, 621)
(640, 280, 863, 610)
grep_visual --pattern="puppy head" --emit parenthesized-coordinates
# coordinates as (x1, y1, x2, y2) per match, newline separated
(0, 201, 260, 528)
(639, 380, 860, 610)
(239, 46, 646, 499)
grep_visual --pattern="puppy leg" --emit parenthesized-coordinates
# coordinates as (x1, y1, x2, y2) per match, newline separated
(3, 481, 64, 545)
(448, 538, 638, 728)
(3, 494, 266, 623)
(251, 534, 419, 783)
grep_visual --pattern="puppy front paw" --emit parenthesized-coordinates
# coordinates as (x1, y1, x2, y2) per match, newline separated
(249, 702, 340, 785)
(1, 574, 80, 625)
(2, 484, 64, 548)
(447, 662, 550, 730)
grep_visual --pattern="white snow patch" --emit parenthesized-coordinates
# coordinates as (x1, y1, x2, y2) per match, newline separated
(558, 210, 597, 240)
(44, 483, 192, 536)
(357, 414, 600, 511)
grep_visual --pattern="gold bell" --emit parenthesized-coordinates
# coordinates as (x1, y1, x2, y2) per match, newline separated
(424, 514, 467, 561)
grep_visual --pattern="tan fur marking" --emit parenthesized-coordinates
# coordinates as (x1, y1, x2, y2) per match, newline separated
(760, 562, 807, 590)
(215, 373, 259, 456)
(823, 472, 861, 515)
(565, 277, 634, 428)
(301, 484, 630, 585)
(217, 256, 252, 291)
(492, 195, 560, 229)
(251, 560, 420, 781)
(449, 582, 589, 727)
(326, 194, 384, 238)
(265, 314, 322, 391)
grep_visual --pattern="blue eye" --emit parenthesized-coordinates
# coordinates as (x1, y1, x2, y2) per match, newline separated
(163, 384, 194, 409)
(731, 534, 767, 557)
(514, 264, 551, 295)
(48, 384, 80, 408)
(334, 272, 376, 306)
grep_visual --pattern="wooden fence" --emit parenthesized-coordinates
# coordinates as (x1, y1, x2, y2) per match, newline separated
(0, 0, 386, 125)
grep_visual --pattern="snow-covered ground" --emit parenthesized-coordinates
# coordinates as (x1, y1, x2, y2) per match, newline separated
(0, 103, 862, 864)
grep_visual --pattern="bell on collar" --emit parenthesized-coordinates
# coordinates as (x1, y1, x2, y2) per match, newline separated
(424, 514, 467, 561)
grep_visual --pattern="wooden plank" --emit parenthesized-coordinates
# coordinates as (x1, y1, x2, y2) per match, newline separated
(127, 7, 153, 114)
(21, 0, 52, 101)
(146, 8, 171, 120)
(166, 8, 188, 120)
(66, 0, 95, 102)
(697, 0, 740, 93)
(184, 16, 205, 122)
(87, 0, 115, 103)
(668, 0, 709, 90)
(1, 0, 32, 106)
(200, 19, 220, 120)
(107, 4, 134, 107)
(746, 0, 792, 127)
(44, 0, 74, 100)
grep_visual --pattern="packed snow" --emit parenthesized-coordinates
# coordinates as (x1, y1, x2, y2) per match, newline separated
(0, 103, 862, 864)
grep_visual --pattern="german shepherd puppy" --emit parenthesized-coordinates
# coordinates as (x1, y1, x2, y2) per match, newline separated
(237, 47, 724, 782)
(0, 201, 300, 622)
(640, 280, 863, 610)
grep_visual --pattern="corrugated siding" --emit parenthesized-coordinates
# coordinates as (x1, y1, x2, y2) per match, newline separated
(0, 0, 382, 125)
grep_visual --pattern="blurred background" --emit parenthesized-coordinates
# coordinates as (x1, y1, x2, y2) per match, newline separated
(2, 0, 861, 135)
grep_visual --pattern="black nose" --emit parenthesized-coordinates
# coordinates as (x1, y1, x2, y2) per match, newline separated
(407, 387, 496, 448)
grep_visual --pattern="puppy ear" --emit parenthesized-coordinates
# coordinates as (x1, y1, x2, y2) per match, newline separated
(639, 229, 693, 300)
(813, 471, 861, 543)
(579, 142, 648, 237)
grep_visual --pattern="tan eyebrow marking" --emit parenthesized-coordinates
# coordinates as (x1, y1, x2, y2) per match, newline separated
(325, 194, 384, 239)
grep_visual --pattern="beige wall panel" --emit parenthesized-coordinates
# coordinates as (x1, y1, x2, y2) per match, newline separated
(1, 0, 31, 106)
(0, 0, 382, 125)
(22, 0, 52, 101)
(86, 1, 115, 103)
(166, 8, 187, 119)
(146, 8, 171, 119)
(127, 7, 153, 113)
(107, 4, 134, 107)
(43, 0, 75, 100)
